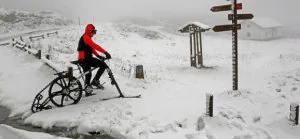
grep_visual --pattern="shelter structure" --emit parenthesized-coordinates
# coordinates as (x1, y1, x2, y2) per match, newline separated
(178, 22, 210, 68)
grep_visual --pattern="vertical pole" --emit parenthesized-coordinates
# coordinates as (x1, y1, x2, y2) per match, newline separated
(199, 31, 203, 67)
(37, 50, 42, 59)
(78, 17, 81, 26)
(232, 0, 238, 90)
(290, 103, 299, 125)
(206, 93, 213, 117)
(68, 67, 73, 78)
(193, 30, 197, 68)
(46, 54, 50, 60)
(12, 38, 15, 47)
(189, 27, 193, 67)
(195, 30, 199, 68)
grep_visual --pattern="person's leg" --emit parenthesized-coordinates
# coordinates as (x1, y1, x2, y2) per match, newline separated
(80, 61, 92, 86)
(89, 58, 108, 81)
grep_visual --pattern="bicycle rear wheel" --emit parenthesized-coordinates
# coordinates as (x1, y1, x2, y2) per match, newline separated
(48, 75, 82, 107)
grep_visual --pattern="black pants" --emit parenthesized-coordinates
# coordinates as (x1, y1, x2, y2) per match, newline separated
(80, 57, 108, 85)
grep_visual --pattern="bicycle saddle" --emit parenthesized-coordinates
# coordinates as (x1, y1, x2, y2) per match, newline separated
(70, 60, 83, 65)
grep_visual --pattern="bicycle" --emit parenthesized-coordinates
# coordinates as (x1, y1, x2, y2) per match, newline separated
(31, 57, 141, 113)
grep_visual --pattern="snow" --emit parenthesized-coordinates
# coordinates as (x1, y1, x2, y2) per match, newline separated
(1, 21, 300, 138)
(0, 124, 69, 139)
(178, 21, 211, 31)
(0, 8, 72, 34)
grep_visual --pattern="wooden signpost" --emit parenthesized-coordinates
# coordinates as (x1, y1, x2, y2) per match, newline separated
(211, 0, 254, 90)
(228, 14, 254, 20)
(210, 3, 242, 12)
(212, 24, 241, 32)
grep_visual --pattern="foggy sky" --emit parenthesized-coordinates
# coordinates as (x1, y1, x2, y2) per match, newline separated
(1, 0, 299, 29)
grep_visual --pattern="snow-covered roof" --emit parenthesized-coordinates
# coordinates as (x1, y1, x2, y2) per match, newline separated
(178, 22, 210, 33)
(249, 17, 282, 28)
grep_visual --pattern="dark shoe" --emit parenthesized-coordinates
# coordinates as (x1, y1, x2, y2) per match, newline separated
(91, 80, 104, 90)
(85, 85, 94, 96)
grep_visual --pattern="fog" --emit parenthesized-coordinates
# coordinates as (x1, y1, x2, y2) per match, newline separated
(1, 0, 300, 30)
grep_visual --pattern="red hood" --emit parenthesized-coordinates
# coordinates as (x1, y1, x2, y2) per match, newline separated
(85, 24, 95, 34)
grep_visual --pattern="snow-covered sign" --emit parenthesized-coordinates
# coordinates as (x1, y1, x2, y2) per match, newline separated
(178, 22, 210, 33)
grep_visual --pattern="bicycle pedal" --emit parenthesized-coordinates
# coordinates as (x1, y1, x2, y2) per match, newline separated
(92, 86, 104, 90)
(85, 93, 96, 97)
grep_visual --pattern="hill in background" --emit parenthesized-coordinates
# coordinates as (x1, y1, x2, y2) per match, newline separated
(0, 8, 73, 34)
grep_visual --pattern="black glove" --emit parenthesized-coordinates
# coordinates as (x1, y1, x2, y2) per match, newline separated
(96, 55, 105, 60)
(105, 52, 111, 59)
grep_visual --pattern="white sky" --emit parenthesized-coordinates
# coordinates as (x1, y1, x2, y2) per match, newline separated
(0, 0, 299, 29)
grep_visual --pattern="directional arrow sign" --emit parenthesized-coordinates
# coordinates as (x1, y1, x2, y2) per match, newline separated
(210, 3, 242, 12)
(212, 24, 241, 32)
(228, 14, 254, 20)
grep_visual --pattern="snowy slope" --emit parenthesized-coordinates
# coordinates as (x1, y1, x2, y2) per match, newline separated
(0, 8, 73, 34)
(0, 124, 69, 139)
(1, 21, 300, 138)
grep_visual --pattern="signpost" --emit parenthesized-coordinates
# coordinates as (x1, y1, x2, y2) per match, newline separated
(231, 0, 239, 90)
(228, 14, 253, 20)
(212, 24, 241, 32)
(211, 0, 254, 90)
(210, 3, 242, 12)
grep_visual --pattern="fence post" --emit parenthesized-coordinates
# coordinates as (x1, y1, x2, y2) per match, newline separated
(67, 67, 73, 78)
(46, 54, 50, 60)
(206, 93, 213, 117)
(12, 39, 15, 47)
(135, 65, 144, 79)
(20, 36, 23, 42)
(290, 103, 299, 125)
(37, 50, 42, 59)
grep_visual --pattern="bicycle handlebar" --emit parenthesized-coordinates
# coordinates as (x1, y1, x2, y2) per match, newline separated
(97, 56, 111, 61)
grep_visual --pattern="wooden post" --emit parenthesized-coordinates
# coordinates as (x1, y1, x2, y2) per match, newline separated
(46, 54, 50, 60)
(12, 39, 15, 47)
(37, 50, 42, 59)
(193, 30, 197, 67)
(199, 31, 203, 67)
(135, 65, 144, 79)
(290, 103, 299, 125)
(189, 31, 193, 67)
(206, 93, 213, 117)
(67, 67, 73, 78)
(195, 30, 200, 68)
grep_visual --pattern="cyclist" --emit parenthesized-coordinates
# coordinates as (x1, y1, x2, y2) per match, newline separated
(77, 24, 111, 95)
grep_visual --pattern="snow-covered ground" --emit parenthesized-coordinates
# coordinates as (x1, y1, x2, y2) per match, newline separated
(0, 124, 69, 139)
(1, 22, 300, 139)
